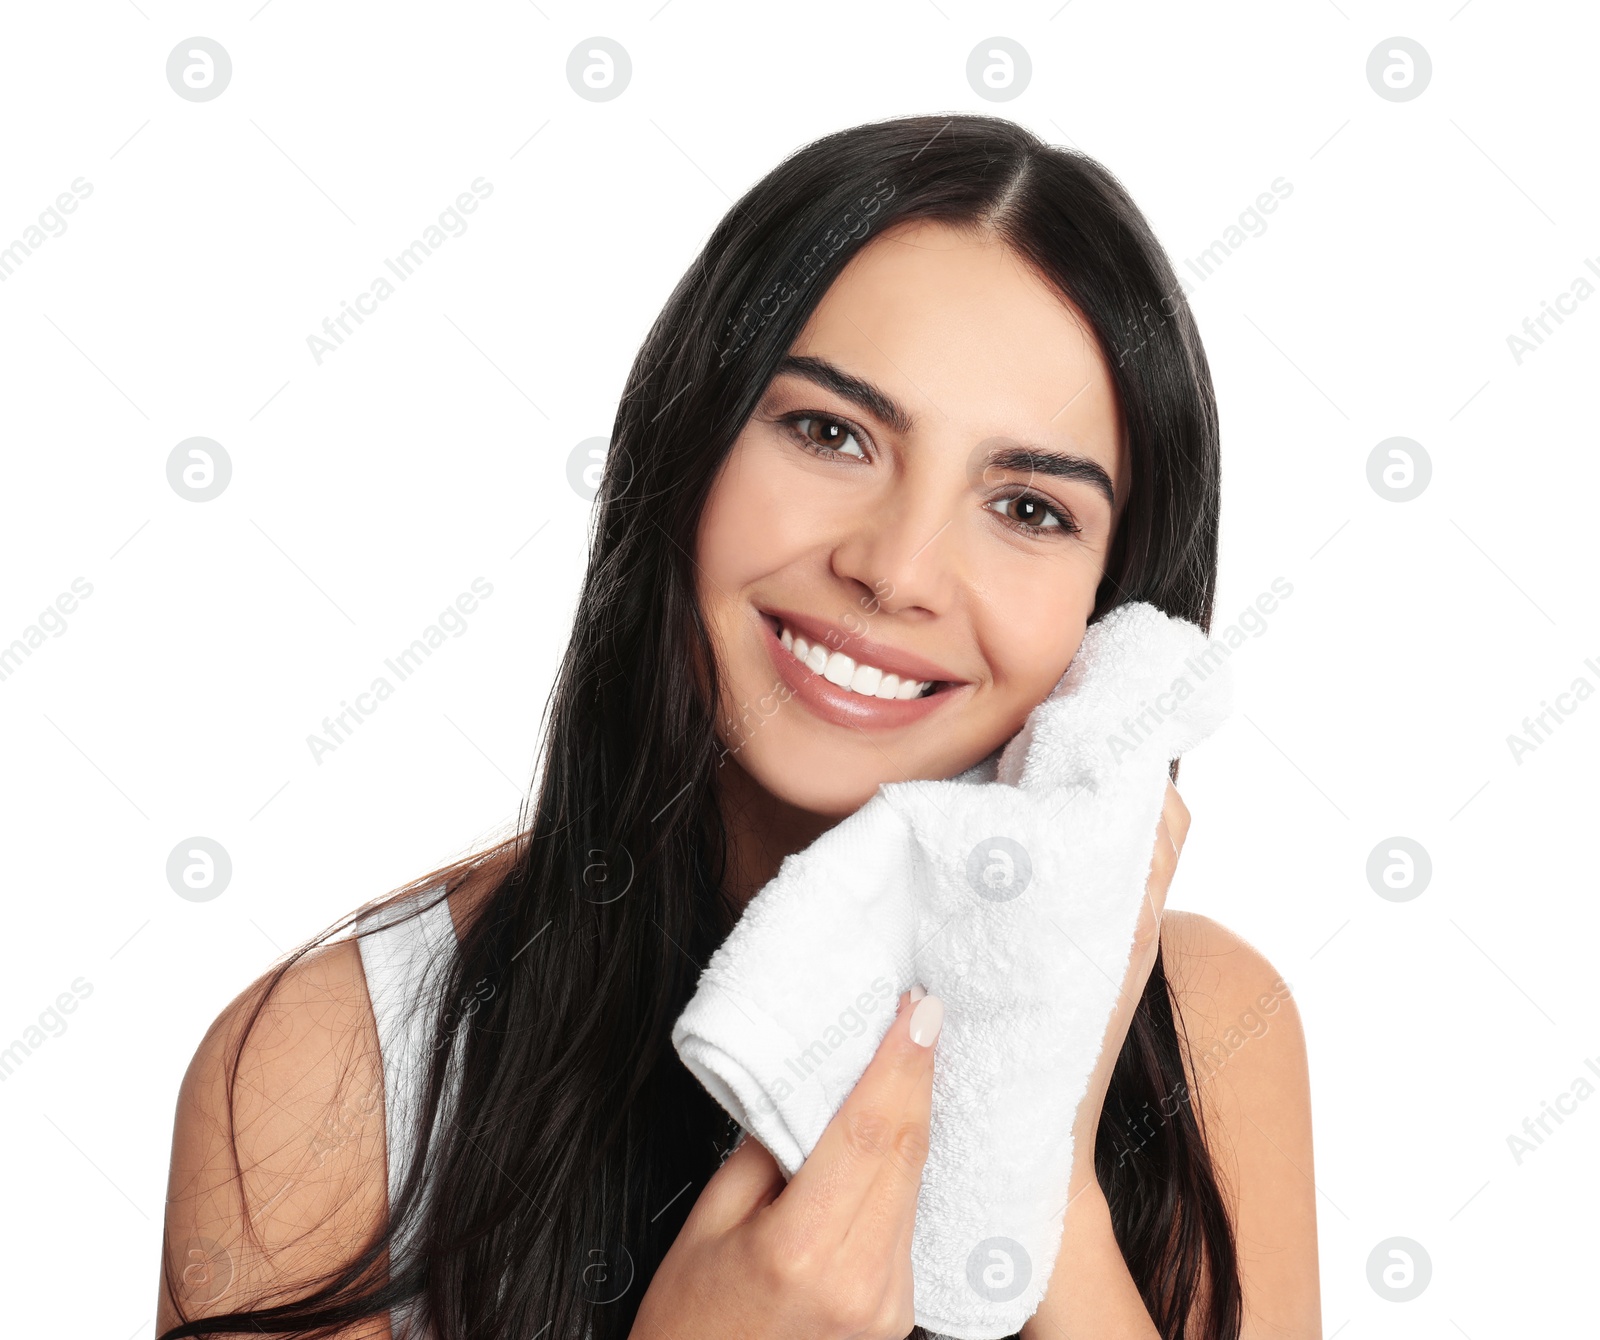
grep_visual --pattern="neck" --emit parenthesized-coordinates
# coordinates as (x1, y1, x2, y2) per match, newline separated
(715, 753, 837, 909)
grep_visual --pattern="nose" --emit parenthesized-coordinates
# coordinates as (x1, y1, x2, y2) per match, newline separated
(829, 482, 963, 620)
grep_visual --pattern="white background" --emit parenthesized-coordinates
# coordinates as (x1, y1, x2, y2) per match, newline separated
(1, 2, 1595, 1335)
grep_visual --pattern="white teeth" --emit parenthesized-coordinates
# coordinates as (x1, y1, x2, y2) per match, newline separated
(823, 651, 854, 686)
(775, 622, 933, 700)
(850, 663, 882, 696)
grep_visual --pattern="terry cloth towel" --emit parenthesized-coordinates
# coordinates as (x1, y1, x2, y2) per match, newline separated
(670, 600, 1235, 1338)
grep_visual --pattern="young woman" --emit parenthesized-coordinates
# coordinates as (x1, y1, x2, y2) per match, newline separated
(156, 113, 1319, 1340)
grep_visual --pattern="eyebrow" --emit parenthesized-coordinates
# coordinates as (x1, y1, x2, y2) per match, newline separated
(772, 353, 1118, 510)
(776, 354, 916, 435)
(981, 443, 1118, 511)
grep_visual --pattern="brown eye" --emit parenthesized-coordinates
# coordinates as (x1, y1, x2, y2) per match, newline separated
(789, 415, 867, 460)
(1009, 496, 1051, 527)
(987, 491, 1079, 536)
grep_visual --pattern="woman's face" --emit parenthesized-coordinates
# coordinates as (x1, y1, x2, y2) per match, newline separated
(696, 218, 1129, 818)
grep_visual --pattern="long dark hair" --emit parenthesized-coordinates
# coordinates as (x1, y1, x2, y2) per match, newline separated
(160, 113, 1233, 1340)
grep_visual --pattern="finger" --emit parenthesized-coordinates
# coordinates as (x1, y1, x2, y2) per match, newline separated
(685, 1127, 786, 1237)
(855, 988, 938, 1249)
(784, 988, 939, 1233)
(869, 1083, 927, 1314)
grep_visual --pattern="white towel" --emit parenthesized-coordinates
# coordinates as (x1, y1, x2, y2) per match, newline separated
(671, 601, 1233, 1338)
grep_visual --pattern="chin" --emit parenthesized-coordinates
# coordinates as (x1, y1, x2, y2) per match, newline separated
(743, 754, 883, 819)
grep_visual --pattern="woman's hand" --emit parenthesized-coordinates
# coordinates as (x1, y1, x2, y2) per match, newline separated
(631, 989, 944, 1340)
(1064, 779, 1190, 1202)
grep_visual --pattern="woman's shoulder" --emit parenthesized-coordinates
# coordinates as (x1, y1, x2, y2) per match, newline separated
(155, 848, 508, 1334)
(1160, 910, 1299, 1026)
(158, 932, 392, 1333)
(1157, 910, 1320, 1319)
(158, 848, 520, 1316)
(1159, 908, 1307, 1091)
(170, 931, 386, 1195)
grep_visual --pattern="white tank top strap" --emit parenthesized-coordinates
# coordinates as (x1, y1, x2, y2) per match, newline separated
(356, 883, 593, 1339)
(356, 885, 462, 1339)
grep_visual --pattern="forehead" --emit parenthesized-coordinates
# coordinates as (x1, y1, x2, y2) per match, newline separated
(791, 219, 1126, 494)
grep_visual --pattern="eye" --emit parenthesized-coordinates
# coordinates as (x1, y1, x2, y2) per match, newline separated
(987, 491, 1081, 538)
(780, 412, 868, 461)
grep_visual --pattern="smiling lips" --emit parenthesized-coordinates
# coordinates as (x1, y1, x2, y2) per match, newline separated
(757, 607, 965, 730)
(781, 620, 935, 699)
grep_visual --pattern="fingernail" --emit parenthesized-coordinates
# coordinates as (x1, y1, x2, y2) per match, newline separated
(909, 983, 927, 1003)
(909, 995, 944, 1047)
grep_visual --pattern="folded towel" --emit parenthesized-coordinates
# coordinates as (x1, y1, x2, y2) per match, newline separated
(671, 600, 1233, 1338)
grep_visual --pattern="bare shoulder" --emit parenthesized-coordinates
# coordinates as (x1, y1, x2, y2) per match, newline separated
(1159, 910, 1322, 1335)
(156, 848, 511, 1334)
(156, 935, 392, 1338)
(1160, 910, 1300, 1043)
(1158, 908, 1308, 1144)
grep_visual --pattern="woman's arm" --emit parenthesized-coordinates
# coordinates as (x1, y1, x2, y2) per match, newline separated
(1024, 911, 1320, 1339)
(155, 939, 394, 1339)
(1161, 910, 1321, 1337)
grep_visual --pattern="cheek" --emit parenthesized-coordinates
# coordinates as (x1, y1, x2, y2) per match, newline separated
(697, 440, 768, 595)
(697, 434, 834, 590)
(695, 436, 801, 668)
(979, 563, 1097, 694)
